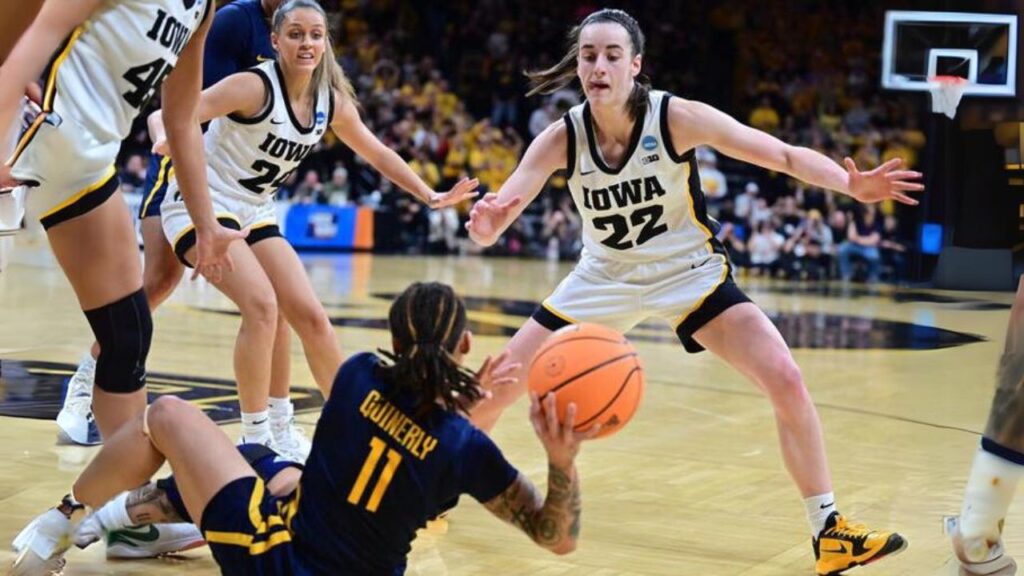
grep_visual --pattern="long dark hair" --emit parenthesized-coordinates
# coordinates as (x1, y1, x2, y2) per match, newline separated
(378, 282, 481, 416)
(272, 0, 356, 103)
(525, 8, 651, 121)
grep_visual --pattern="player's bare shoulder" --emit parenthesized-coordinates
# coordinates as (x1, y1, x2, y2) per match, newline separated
(663, 95, 709, 153)
(527, 118, 570, 174)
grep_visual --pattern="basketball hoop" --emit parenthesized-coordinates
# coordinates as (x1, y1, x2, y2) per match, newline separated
(928, 75, 969, 119)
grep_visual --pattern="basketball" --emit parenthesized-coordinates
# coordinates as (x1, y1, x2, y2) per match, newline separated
(528, 323, 644, 439)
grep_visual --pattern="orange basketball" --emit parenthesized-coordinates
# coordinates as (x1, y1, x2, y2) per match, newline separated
(528, 323, 644, 439)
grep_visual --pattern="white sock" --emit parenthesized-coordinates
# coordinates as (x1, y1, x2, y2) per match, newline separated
(241, 410, 271, 442)
(95, 491, 132, 531)
(80, 352, 96, 371)
(268, 396, 292, 426)
(961, 447, 1024, 542)
(805, 492, 837, 536)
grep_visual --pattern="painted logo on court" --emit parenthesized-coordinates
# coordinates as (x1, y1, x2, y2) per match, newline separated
(0, 360, 323, 424)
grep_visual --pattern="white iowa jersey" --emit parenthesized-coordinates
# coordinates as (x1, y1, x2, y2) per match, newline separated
(565, 90, 716, 263)
(205, 60, 333, 202)
(46, 0, 211, 143)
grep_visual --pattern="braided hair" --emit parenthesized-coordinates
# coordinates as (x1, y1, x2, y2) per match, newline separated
(378, 282, 481, 416)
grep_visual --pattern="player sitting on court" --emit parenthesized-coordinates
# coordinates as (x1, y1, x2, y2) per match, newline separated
(13, 282, 597, 574)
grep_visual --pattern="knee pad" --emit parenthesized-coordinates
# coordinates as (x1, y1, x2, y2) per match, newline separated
(84, 288, 152, 394)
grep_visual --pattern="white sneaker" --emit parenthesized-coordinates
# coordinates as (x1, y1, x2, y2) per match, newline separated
(946, 515, 1018, 575)
(56, 353, 101, 446)
(270, 419, 312, 463)
(10, 509, 73, 576)
(105, 523, 205, 559)
(270, 402, 311, 463)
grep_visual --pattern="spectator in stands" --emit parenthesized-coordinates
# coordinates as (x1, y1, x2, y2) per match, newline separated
(880, 214, 908, 284)
(838, 204, 883, 283)
(322, 165, 351, 205)
(748, 220, 785, 277)
(119, 154, 147, 195)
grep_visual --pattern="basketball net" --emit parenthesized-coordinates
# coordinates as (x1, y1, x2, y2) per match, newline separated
(928, 75, 968, 119)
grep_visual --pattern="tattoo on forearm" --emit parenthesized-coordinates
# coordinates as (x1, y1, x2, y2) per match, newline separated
(126, 483, 184, 525)
(485, 465, 581, 549)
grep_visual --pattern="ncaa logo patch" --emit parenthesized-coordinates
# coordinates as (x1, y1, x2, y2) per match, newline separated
(315, 111, 327, 125)
(641, 135, 658, 151)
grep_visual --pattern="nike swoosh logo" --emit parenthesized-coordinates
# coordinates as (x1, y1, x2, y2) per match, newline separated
(820, 542, 847, 555)
(580, 170, 595, 176)
(819, 501, 835, 510)
(270, 119, 285, 125)
(252, 418, 268, 426)
(107, 525, 161, 546)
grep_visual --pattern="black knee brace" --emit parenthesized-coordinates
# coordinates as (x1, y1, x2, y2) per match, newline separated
(84, 288, 152, 394)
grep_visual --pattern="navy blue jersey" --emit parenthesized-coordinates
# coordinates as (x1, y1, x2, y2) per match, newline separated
(204, 0, 276, 86)
(290, 352, 519, 575)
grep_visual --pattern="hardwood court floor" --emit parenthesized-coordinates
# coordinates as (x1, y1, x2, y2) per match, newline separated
(0, 238, 1017, 575)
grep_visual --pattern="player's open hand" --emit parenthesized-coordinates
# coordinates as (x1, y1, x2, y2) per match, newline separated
(529, 392, 601, 468)
(472, 350, 521, 405)
(427, 177, 479, 209)
(465, 193, 523, 246)
(192, 224, 250, 283)
(151, 136, 170, 156)
(845, 157, 923, 206)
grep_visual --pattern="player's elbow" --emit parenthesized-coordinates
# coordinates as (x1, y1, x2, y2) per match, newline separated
(545, 538, 577, 556)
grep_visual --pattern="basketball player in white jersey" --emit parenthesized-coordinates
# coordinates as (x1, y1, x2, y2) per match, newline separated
(466, 9, 923, 576)
(147, 0, 476, 456)
(0, 0, 250, 571)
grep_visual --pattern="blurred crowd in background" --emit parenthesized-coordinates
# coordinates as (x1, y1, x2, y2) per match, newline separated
(116, 0, 928, 283)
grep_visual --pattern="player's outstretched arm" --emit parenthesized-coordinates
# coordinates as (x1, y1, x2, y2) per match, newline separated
(163, 6, 249, 283)
(483, 393, 597, 554)
(465, 121, 566, 247)
(148, 72, 268, 156)
(666, 97, 923, 206)
(329, 92, 478, 209)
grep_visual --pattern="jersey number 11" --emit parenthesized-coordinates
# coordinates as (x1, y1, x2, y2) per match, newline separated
(348, 437, 403, 512)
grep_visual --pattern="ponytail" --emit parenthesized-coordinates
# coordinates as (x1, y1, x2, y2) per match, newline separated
(378, 283, 481, 417)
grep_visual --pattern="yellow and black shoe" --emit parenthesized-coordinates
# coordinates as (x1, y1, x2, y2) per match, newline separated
(813, 511, 907, 576)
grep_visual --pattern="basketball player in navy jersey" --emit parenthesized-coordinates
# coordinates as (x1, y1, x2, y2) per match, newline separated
(466, 9, 923, 576)
(37, 282, 597, 575)
(56, 0, 293, 451)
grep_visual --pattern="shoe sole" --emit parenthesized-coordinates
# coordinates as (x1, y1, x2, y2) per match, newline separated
(106, 538, 206, 559)
(819, 533, 908, 576)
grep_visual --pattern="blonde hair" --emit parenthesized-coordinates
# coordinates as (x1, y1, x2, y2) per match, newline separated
(272, 0, 355, 104)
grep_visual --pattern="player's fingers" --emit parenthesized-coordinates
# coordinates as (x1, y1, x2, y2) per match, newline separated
(498, 196, 523, 211)
(578, 422, 602, 440)
(475, 355, 494, 380)
(190, 264, 201, 281)
(543, 392, 559, 435)
(492, 362, 522, 381)
(562, 402, 577, 443)
(891, 181, 925, 192)
(892, 192, 919, 206)
(843, 157, 858, 174)
(885, 170, 922, 181)
(867, 157, 902, 177)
